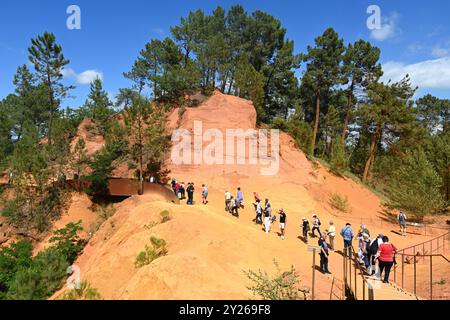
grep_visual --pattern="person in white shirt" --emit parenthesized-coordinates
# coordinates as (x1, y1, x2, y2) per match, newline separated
(328, 221, 336, 251)
(225, 191, 232, 212)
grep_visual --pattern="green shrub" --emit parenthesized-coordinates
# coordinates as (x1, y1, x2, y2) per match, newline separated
(49, 221, 84, 264)
(244, 260, 307, 300)
(160, 210, 171, 223)
(135, 236, 168, 268)
(6, 248, 69, 300)
(0, 240, 33, 299)
(329, 142, 348, 176)
(329, 193, 350, 213)
(61, 281, 102, 300)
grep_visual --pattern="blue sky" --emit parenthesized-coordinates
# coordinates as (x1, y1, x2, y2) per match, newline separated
(1, 0, 449, 108)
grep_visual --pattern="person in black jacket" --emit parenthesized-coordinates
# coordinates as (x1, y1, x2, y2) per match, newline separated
(186, 182, 195, 205)
(302, 218, 310, 244)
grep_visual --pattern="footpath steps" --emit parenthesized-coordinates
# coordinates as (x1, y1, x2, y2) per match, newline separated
(364, 277, 419, 300)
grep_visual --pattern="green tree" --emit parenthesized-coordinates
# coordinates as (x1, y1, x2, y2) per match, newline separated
(301, 28, 345, 155)
(358, 77, 417, 182)
(386, 149, 445, 219)
(84, 77, 114, 134)
(234, 56, 266, 122)
(341, 40, 382, 145)
(0, 240, 33, 299)
(28, 32, 73, 146)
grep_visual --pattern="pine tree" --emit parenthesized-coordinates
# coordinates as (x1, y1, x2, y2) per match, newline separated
(387, 149, 445, 219)
(301, 28, 345, 156)
(28, 32, 73, 145)
(341, 40, 382, 145)
(84, 78, 113, 134)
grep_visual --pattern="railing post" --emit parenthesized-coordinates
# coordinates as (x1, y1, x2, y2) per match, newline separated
(430, 255, 433, 300)
(363, 278, 366, 300)
(414, 255, 417, 295)
(394, 256, 396, 283)
(354, 260, 357, 299)
(402, 255, 405, 288)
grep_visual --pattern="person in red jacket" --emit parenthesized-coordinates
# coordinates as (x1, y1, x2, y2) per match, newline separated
(376, 236, 397, 283)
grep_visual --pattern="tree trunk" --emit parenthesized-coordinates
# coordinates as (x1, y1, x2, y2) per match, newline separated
(47, 74, 55, 146)
(310, 91, 321, 156)
(341, 83, 354, 146)
(362, 123, 381, 183)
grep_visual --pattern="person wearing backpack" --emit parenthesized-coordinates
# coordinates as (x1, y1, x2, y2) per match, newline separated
(377, 236, 398, 283)
(230, 197, 239, 217)
(398, 211, 407, 236)
(254, 199, 263, 225)
(311, 214, 321, 238)
(302, 218, 310, 243)
(369, 234, 383, 276)
(340, 223, 354, 257)
(263, 199, 272, 233)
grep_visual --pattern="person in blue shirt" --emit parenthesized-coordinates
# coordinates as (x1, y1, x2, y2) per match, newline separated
(236, 187, 244, 208)
(340, 223, 354, 257)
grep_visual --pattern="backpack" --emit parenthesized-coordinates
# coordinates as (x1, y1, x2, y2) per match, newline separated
(370, 240, 379, 255)
(318, 219, 322, 226)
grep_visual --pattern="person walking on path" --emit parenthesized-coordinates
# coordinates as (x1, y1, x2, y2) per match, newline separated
(236, 187, 244, 208)
(302, 218, 310, 243)
(263, 199, 272, 233)
(254, 199, 263, 224)
(369, 234, 384, 276)
(340, 223, 354, 257)
(398, 211, 407, 236)
(179, 182, 186, 200)
(279, 209, 286, 240)
(225, 190, 232, 212)
(186, 182, 195, 205)
(230, 197, 239, 217)
(318, 232, 331, 274)
(311, 214, 321, 238)
(202, 184, 208, 205)
(362, 233, 371, 270)
(376, 236, 398, 283)
(328, 221, 336, 251)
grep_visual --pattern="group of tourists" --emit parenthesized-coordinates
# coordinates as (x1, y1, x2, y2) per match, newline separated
(224, 188, 244, 217)
(250, 192, 287, 239)
(169, 179, 403, 283)
(171, 179, 195, 205)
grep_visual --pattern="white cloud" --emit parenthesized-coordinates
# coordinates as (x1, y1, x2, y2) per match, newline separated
(62, 68, 103, 85)
(370, 12, 401, 41)
(381, 57, 450, 90)
(432, 46, 449, 58)
(151, 27, 165, 36)
(431, 40, 450, 58)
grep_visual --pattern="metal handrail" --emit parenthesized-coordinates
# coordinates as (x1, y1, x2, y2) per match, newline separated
(394, 249, 450, 300)
(343, 245, 374, 300)
(397, 231, 449, 255)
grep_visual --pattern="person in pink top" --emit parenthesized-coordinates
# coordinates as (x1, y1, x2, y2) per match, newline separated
(376, 236, 397, 283)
